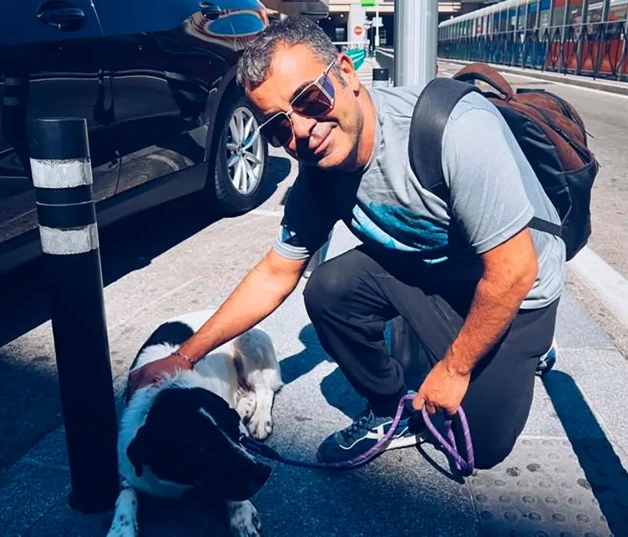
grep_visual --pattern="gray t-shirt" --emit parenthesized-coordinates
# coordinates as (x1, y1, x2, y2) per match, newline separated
(274, 84, 565, 310)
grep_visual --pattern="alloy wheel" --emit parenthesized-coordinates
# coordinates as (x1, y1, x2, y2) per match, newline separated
(225, 107, 265, 195)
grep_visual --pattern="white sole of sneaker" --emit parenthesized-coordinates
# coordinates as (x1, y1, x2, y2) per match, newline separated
(384, 433, 424, 451)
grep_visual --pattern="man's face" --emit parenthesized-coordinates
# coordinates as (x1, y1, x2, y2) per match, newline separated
(246, 44, 364, 171)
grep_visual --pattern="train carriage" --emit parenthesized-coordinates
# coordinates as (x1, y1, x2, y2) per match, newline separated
(438, 0, 628, 80)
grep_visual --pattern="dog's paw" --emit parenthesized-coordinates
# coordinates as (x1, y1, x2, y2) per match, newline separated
(247, 412, 273, 441)
(228, 500, 262, 537)
(235, 389, 257, 422)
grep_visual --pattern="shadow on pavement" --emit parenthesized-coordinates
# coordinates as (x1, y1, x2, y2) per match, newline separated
(276, 324, 328, 384)
(543, 369, 628, 537)
(276, 323, 368, 418)
(0, 347, 63, 470)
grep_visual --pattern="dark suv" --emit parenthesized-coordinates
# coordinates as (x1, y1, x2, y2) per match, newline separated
(0, 0, 271, 276)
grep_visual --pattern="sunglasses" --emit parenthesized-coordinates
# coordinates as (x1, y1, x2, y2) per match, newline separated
(257, 59, 337, 148)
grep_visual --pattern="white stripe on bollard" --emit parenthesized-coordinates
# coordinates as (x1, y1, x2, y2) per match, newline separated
(30, 158, 93, 189)
(39, 224, 99, 255)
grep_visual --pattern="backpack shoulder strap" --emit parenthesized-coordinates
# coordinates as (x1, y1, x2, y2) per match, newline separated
(408, 77, 480, 201)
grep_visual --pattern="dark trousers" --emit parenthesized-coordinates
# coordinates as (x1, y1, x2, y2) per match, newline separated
(303, 246, 558, 469)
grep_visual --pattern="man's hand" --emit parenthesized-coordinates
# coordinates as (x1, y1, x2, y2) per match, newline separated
(127, 354, 193, 398)
(412, 360, 471, 416)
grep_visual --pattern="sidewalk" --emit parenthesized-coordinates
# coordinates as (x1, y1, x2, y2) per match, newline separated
(1, 58, 628, 537)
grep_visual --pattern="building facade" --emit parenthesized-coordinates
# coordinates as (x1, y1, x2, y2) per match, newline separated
(313, 0, 489, 48)
(262, 0, 500, 50)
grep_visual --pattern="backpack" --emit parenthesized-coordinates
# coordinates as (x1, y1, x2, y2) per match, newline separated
(408, 62, 599, 261)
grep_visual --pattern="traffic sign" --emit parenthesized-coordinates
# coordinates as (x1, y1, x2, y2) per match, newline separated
(354, 25, 364, 36)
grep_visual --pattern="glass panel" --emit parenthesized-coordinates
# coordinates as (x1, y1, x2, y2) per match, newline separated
(509, 7, 518, 30)
(569, 0, 585, 24)
(519, 5, 528, 29)
(609, 2, 628, 22)
(528, 0, 539, 28)
(477, 16, 484, 35)
(539, 0, 552, 28)
(552, 0, 567, 26)
(586, 0, 604, 24)
(501, 10, 507, 31)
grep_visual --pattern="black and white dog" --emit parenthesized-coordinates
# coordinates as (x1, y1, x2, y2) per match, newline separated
(106, 309, 283, 537)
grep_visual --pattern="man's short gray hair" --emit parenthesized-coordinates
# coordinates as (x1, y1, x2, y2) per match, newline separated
(236, 15, 345, 90)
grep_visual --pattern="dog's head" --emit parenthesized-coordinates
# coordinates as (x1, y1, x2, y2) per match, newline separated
(126, 387, 272, 501)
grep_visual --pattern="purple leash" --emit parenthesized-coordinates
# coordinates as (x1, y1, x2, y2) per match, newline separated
(240, 393, 475, 476)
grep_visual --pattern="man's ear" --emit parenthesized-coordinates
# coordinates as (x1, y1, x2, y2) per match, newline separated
(336, 52, 359, 92)
(126, 424, 151, 478)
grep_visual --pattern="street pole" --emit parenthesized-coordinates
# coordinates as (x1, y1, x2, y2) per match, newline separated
(375, 0, 380, 48)
(390, 0, 439, 378)
(26, 117, 119, 514)
(393, 0, 438, 86)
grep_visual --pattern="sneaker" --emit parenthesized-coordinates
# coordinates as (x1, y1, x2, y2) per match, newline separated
(316, 405, 423, 464)
(536, 339, 557, 377)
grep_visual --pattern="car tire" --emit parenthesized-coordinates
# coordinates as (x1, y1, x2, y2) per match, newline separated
(209, 93, 269, 216)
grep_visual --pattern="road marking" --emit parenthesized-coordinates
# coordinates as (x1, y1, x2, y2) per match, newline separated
(570, 246, 628, 328)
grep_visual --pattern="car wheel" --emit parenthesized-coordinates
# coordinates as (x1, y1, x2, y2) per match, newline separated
(210, 94, 269, 215)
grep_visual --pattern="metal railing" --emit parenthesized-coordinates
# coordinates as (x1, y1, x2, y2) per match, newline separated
(332, 41, 369, 50)
(333, 41, 369, 70)
(438, 21, 628, 81)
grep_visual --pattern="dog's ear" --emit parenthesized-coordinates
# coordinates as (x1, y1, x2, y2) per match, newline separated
(194, 389, 273, 499)
(126, 424, 151, 478)
(196, 390, 241, 440)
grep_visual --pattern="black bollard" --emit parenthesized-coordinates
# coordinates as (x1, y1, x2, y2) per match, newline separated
(27, 117, 119, 513)
(372, 67, 390, 88)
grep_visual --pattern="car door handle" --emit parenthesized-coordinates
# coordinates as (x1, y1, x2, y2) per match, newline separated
(199, 1, 222, 20)
(37, 2, 85, 31)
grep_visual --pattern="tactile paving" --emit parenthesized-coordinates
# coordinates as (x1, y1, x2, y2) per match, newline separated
(467, 437, 627, 537)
